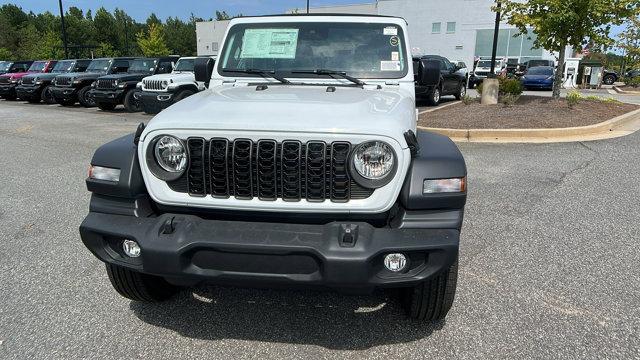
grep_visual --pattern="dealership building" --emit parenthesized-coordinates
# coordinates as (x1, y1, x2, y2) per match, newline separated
(196, 0, 566, 67)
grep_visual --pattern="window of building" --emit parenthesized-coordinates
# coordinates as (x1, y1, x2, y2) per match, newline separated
(212, 42, 219, 52)
(432, 22, 441, 34)
(446, 22, 456, 33)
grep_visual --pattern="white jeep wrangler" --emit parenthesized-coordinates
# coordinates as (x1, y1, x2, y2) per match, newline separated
(137, 56, 214, 114)
(81, 15, 467, 322)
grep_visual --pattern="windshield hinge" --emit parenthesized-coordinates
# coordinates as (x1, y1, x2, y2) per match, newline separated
(222, 79, 237, 84)
(385, 81, 400, 86)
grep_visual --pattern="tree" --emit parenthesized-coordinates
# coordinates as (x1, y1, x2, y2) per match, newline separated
(215, 11, 231, 21)
(500, 0, 640, 99)
(164, 17, 196, 56)
(617, 17, 640, 71)
(137, 22, 170, 57)
(0, 47, 11, 60)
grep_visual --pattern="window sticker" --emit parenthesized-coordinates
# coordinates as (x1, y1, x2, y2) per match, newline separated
(381, 61, 401, 71)
(391, 52, 399, 61)
(383, 26, 398, 36)
(389, 36, 400, 47)
(240, 29, 299, 59)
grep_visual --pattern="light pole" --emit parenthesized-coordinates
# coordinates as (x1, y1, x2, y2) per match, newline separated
(307, 0, 310, 14)
(489, 1, 501, 77)
(58, 0, 69, 59)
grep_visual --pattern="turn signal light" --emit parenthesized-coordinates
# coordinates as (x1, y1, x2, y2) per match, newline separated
(423, 177, 466, 194)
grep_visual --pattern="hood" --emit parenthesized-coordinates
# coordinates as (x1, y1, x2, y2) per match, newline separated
(144, 84, 416, 143)
(522, 74, 553, 81)
(143, 72, 195, 83)
(22, 72, 59, 81)
(101, 73, 149, 82)
(63, 71, 105, 80)
(0, 72, 30, 79)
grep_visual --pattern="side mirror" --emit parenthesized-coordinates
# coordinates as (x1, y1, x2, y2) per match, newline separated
(195, 58, 215, 88)
(419, 59, 441, 86)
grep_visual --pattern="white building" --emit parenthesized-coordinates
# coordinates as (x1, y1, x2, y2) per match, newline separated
(196, 20, 230, 56)
(197, 1, 568, 66)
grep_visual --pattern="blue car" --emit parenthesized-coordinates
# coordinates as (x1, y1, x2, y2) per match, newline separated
(520, 66, 554, 90)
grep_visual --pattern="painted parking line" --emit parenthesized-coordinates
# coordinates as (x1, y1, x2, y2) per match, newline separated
(418, 100, 461, 115)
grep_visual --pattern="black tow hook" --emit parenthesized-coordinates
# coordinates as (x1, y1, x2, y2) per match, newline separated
(339, 224, 359, 248)
(160, 216, 176, 235)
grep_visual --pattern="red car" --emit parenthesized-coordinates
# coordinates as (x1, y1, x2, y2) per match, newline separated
(0, 60, 56, 100)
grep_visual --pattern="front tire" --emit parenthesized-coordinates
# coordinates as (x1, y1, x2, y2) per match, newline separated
(105, 263, 178, 302)
(603, 75, 616, 85)
(426, 85, 441, 106)
(78, 85, 95, 107)
(41, 86, 56, 104)
(401, 258, 458, 321)
(124, 90, 142, 112)
(27, 96, 41, 104)
(455, 82, 467, 100)
(97, 102, 116, 111)
(173, 89, 195, 103)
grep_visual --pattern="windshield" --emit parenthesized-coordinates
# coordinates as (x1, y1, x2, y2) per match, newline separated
(477, 60, 499, 68)
(129, 59, 157, 74)
(0, 62, 10, 72)
(220, 22, 408, 80)
(174, 58, 195, 72)
(28, 61, 47, 72)
(86, 59, 112, 72)
(52, 60, 75, 73)
(526, 67, 553, 76)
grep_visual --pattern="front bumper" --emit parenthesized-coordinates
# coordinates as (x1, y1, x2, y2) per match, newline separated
(16, 84, 43, 99)
(80, 212, 459, 292)
(522, 81, 553, 89)
(51, 86, 79, 101)
(91, 88, 127, 104)
(137, 90, 176, 113)
(0, 83, 17, 96)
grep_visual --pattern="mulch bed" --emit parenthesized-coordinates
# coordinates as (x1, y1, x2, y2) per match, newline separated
(418, 96, 639, 129)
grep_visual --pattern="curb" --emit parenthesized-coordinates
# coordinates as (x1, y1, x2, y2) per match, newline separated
(613, 86, 640, 95)
(418, 108, 640, 143)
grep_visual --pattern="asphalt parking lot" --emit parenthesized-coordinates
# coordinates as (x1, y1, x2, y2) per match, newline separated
(1, 100, 639, 359)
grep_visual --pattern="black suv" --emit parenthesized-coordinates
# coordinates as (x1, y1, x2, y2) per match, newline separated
(16, 59, 91, 104)
(91, 56, 178, 112)
(413, 55, 467, 106)
(51, 58, 134, 107)
(0, 60, 33, 76)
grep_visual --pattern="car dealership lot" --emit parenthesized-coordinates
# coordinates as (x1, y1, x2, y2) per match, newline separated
(1, 101, 639, 359)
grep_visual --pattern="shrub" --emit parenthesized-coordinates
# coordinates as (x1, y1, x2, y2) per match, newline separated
(500, 94, 520, 107)
(462, 94, 475, 105)
(476, 82, 483, 95)
(627, 76, 640, 88)
(585, 95, 601, 101)
(567, 90, 581, 108)
(604, 97, 622, 104)
(499, 78, 523, 96)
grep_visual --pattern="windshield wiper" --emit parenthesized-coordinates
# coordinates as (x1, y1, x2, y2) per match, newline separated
(292, 69, 366, 86)
(222, 68, 291, 84)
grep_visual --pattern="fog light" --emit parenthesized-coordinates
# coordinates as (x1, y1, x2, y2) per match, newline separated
(122, 239, 141, 258)
(384, 253, 407, 272)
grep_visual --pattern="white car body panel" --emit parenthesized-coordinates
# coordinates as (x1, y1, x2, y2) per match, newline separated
(139, 15, 417, 213)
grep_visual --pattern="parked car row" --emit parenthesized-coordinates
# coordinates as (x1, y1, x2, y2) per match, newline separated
(0, 56, 214, 114)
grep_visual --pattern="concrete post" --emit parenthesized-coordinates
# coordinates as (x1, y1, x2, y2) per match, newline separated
(481, 78, 499, 105)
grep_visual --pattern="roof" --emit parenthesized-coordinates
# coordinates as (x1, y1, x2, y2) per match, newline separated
(233, 13, 407, 24)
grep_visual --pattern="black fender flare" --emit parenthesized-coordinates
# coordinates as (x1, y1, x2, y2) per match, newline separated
(400, 131, 467, 210)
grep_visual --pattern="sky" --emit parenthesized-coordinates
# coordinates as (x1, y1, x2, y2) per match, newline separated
(1, 0, 373, 21)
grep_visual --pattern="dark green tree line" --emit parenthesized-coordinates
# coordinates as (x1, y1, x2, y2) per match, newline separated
(0, 4, 213, 60)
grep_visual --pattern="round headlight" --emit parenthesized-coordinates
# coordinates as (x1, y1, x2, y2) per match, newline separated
(162, 80, 169, 87)
(350, 141, 396, 188)
(154, 135, 188, 173)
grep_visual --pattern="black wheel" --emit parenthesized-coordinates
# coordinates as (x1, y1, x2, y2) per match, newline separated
(426, 85, 441, 106)
(124, 90, 142, 112)
(455, 82, 467, 100)
(27, 96, 41, 104)
(78, 85, 96, 107)
(105, 264, 178, 302)
(4, 94, 17, 101)
(97, 102, 116, 111)
(41, 86, 56, 104)
(174, 89, 195, 102)
(401, 258, 458, 321)
(603, 75, 616, 86)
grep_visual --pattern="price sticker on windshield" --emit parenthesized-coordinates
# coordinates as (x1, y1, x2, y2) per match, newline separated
(241, 29, 299, 59)
(381, 61, 401, 71)
(383, 27, 398, 36)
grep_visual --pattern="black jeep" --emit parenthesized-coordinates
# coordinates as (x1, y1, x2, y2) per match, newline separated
(413, 55, 467, 106)
(16, 59, 91, 104)
(51, 58, 134, 107)
(91, 57, 178, 112)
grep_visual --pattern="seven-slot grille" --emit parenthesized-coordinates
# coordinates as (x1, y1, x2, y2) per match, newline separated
(55, 76, 72, 86)
(143, 79, 167, 91)
(167, 138, 374, 202)
(0, 77, 10, 85)
(97, 79, 116, 90)
(21, 77, 35, 85)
